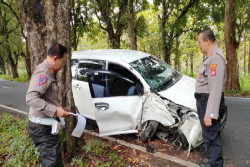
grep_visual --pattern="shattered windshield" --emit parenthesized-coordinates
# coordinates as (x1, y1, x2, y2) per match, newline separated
(130, 56, 180, 92)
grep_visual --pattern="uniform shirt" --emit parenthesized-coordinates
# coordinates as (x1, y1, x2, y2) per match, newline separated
(26, 60, 58, 118)
(195, 44, 227, 119)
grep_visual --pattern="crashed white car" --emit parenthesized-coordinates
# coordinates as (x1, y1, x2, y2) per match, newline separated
(71, 49, 226, 154)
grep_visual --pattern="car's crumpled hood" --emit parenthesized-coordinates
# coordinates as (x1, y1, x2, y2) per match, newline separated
(158, 74, 197, 110)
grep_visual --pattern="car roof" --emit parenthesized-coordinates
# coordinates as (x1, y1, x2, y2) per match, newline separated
(71, 49, 151, 63)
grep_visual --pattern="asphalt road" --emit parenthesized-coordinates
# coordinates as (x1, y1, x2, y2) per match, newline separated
(0, 78, 249, 166)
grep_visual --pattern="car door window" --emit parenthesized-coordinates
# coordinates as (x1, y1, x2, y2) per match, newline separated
(108, 63, 138, 83)
(77, 61, 105, 82)
(88, 72, 137, 98)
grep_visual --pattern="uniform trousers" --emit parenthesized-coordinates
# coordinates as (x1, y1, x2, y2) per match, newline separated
(28, 121, 64, 167)
(195, 93, 225, 167)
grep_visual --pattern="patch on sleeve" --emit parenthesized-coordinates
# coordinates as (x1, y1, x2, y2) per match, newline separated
(198, 73, 202, 79)
(210, 64, 217, 76)
(39, 75, 47, 86)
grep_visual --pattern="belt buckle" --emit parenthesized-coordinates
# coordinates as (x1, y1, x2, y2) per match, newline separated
(37, 118, 41, 124)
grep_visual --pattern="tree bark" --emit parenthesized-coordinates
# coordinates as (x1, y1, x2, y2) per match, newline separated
(224, 0, 240, 90)
(174, 37, 180, 71)
(21, 0, 76, 159)
(6, 43, 19, 79)
(185, 59, 188, 74)
(190, 51, 193, 77)
(128, 0, 137, 50)
(248, 37, 250, 76)
(243, 33, 246, 75)
(25, 39, 31, 79)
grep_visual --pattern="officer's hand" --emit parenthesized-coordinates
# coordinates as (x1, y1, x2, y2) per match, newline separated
(204, 117, 212, 127)
(56, 107, 71, 118)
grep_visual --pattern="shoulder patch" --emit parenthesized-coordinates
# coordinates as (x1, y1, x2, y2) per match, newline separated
(39, 75, 47, 86)
(210, 64, 217, 76)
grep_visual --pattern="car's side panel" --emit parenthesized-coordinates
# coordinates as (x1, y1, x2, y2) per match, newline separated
(92, 96, 143, 136)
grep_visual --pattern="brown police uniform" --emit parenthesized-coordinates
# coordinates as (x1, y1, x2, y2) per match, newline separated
(26, 60, 63, 167)
(195, 44, 227, 167)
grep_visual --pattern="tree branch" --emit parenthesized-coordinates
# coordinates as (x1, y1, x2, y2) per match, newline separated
(94, 8, 107, 31)
(0, 0, 26, 39)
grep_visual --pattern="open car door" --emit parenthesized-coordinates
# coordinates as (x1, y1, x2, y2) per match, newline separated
(86, 71, 143, 136)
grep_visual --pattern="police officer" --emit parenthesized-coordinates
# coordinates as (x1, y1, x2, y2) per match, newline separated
(195, 28, 227, 167)
(26, 42, 71, 167)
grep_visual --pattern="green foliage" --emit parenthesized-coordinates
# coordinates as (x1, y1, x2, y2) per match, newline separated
(239, 73, 250, 95)
(0, 113, 40, 166)
(0, 69, 29, 82)
(71, 156, 88, 167)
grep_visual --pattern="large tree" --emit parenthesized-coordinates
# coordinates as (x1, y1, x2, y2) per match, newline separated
(70, 0, 93, 51)
(21, 0, 76, 159)
(224, 0, 250, 90)
(91, 0, 128, 49)
(249, 37, 250, 76)
(1, 0, 31, 79)
(0, 2, 21, 79)
(127, 0, 148, 50)
(154, 0, 199, 64)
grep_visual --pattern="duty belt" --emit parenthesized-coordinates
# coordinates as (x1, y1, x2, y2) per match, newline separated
(29, 115, 54, 126)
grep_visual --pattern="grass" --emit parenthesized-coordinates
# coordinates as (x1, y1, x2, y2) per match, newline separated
(0, 112, 133, 167)
(0, 69, 29, 82)
(0, 112, 40, 166)
(225, 73, 250, 97)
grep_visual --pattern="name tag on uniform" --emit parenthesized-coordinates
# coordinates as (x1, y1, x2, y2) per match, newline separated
(210, 64, 217, 76)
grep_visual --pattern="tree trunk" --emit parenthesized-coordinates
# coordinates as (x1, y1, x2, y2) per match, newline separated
(248, 37, 250, 76)
(6, 45, 19, 79)
(71, 0, 77, 51)
(190, 51, 194, 77)
(224, 0, 240, 90)
(25, 39, 31, 79)
(161, 0, 171, 64)
(21, 0, 47, 72)
(128, 0, 137, 50)
(185, 59, 188, 74)
(175, 37, 180, 71)
(243, 33, 246, 75)
(108, 31, 121, 49)
(21, 0, 76, 159)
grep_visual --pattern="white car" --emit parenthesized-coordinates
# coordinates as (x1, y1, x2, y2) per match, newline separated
(71, 49, 226, 154)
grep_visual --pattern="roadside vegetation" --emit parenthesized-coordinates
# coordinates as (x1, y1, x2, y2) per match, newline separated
(0, 112, 142, 166)
(0, 113, 39, 166)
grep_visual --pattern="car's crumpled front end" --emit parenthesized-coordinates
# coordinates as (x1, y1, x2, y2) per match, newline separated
(139, 92, 203, 156)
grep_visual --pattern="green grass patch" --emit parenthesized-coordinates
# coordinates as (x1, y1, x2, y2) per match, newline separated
(239, 73, 250, 94)
(0, 69, 29, 82)
(0, 113, 40, 166)
(0, 113, 134, 166)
